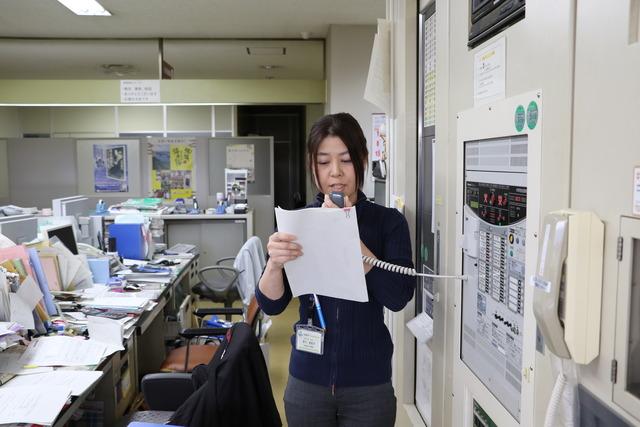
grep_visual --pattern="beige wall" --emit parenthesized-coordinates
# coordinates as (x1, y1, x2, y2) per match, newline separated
(569, 2, 640, 424)
(326, 24, 378, 198)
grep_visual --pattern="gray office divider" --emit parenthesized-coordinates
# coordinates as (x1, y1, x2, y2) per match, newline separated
(208, 137, 274, 249)
(7, 138, 78, 208)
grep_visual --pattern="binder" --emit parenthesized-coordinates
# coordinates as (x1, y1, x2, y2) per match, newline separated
(108, 223, 146, 260)
(27, 248, 57, 315)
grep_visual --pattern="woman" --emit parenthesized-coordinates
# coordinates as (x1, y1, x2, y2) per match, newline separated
(256, 113, 415, 426)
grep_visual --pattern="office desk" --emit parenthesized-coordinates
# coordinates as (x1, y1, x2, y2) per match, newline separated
(103, 212, 253, 267)
(44, 254, 199, 427)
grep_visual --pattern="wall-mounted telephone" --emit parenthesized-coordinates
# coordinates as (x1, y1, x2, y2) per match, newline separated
(532, 210, 604, 364)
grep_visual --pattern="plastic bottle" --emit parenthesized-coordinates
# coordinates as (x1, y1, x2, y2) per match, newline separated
(192, 196, 199, 212)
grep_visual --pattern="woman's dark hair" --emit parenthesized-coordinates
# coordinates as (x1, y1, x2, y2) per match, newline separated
(307, 113, 369, 191)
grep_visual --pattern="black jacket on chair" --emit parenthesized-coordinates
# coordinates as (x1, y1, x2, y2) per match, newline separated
(169, 322, 281, 427)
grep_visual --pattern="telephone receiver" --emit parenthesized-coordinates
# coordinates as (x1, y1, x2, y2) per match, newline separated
(532, 210, 604, 364)
(329, 191, 345, 208)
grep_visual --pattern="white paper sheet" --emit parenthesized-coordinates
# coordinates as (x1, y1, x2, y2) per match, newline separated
(83, 297, 150, 309)
(18, 335, 107, 367)
(87, 316, 124, 356)
(0, 350, 53, 375)
(0, 385, 71, 425)
(16, 276, 43, 310)
(364, 19, 391, 113)
(2, 370, 103, 396)
(275, 207, 368, 302)
(406, 312, 434, 344)
(9, 293, 34, 330)
(473, 37, 506, 106)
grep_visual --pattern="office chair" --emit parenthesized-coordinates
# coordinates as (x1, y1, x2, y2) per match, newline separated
(159, 295, 262, 373)
(191, 236, 265, 320)
(129, 322, 281, 427)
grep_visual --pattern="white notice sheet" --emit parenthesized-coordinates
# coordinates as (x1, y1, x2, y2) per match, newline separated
(275, 207, 368, 302)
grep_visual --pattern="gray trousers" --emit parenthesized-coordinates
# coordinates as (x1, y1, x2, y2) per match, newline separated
(284, 375, 397, 427)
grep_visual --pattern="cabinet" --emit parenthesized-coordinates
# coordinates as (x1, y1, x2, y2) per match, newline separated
(613, 216, 640, 419)
(165, 217, 248, 267)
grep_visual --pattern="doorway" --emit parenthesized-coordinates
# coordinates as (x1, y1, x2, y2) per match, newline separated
(237, 105, 307, 210)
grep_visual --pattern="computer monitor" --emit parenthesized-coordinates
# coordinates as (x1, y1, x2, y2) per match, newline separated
(52, 195, 86, 217)
(0, 214, 33, 223)
(46, 224, 79, 255)
(61, 197, 91, 218)
(0, 217, 38, 244)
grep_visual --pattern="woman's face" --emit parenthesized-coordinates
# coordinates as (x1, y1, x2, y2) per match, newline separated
(314, 136, 358, 202)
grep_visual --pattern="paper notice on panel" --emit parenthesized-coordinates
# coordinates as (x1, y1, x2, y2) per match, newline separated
(406, 312, 434, 344)
(274, 207, 368, 302)
(474, 37, 506, 106)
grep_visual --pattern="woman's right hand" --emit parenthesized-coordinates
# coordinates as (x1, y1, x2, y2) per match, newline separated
(267, 232, 303, 269)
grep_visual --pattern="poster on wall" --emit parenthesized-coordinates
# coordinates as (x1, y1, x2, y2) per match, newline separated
(226, 144, 255, 182)
(149, 137, 196, 200)
(93, 144, 129, 192)
(371, 113, 387, 162)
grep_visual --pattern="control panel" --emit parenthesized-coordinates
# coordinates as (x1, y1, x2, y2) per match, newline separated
(461, 136, 528, 421)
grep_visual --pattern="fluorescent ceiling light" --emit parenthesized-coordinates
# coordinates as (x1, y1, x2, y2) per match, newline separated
(57, 0, 111, 16)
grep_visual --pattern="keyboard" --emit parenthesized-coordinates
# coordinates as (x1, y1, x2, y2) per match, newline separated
(166, 243, 196, 254)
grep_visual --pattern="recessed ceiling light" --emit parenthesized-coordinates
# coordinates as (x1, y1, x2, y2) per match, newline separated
(57, 0, 111, 16)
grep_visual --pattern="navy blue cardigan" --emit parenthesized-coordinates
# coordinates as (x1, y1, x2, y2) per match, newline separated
(255, 192, 416, 388)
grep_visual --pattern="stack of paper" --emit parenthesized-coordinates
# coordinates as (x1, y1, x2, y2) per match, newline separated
(18, 335, 108, 367)
(0, 385, 71, 425)
(0, 322, 23, 351)
(1, 369, 102, 396)
(47, 241, 93, 290)
(0, 346, 53, 375)
(82, 296, 152, 312)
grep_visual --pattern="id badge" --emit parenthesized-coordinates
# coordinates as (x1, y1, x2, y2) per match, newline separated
(295, 324, 325, 355)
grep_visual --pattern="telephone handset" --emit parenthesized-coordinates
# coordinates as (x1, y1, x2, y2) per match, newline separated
(329, 191, 345, 208)
(532, 214, 571, 358)
(532, 210, 604, 364)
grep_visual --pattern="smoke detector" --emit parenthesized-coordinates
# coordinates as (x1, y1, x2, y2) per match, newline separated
(101, 64, 135, 77)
